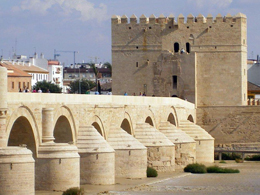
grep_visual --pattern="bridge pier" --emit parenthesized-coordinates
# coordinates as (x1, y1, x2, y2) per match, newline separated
(35, 143, 80, 191)
(179, 120, 214, 163)
(159, 121, 196, 169)
(0, 66, 7, 147)
(107, 123, 147, 178)
(135, 123, 175, 172)
(77, 126, 115, 185)
(0, 146, 35, 195)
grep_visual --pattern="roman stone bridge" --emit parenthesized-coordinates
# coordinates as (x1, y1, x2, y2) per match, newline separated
(0, 67, 214, 194)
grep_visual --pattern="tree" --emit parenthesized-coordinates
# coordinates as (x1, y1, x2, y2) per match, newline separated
(102, 62, 112, 72)
(33, 80, 62, 93)
(69, 79, 95, 94)
(89, 62, 99, 90)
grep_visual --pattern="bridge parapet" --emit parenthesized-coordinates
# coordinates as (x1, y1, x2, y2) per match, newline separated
(7, 93, 195, 109)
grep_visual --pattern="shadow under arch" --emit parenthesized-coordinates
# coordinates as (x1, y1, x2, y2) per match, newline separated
(145, 116, 154, 126)
(167, 113, 176, 126)
(92, 122, 103, 136)
(6, 106, 40, 154)
(8, 116, 37, 159)
(121, 118, 132, 135)
(53, 106, 76, 143)
(54, 115, 73, 143)
(187, 114, 194, 122)
(91, 115, 105, 138)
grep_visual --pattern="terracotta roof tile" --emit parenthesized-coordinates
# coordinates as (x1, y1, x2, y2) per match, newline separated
(0, 61, 48, 73)
(0, 62, 32, 77)
(248, 81, 260, 92)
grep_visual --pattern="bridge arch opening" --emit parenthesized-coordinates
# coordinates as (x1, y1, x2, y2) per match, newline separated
(145, 116, 154, 126)
(54, 115, 73, 143)
(8, 116, 37, 159)
(167, 113, 176, 126)
(187, 115, 194, 122)
(92, 122, 103, 136)
(121, 119, 132, 135)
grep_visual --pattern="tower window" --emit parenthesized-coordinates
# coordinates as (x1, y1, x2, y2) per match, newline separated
(186, 42, 190, 53)
(174, 42, 179, 53)
(173, 76, 177, 89)
(136, 62, 139, 67)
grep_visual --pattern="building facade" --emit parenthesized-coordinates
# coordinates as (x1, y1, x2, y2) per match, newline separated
(48, 60, 63, 89)
(112, 13, 247, 107)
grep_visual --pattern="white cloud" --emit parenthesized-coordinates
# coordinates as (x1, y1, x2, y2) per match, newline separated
(188, 0, 233, 9)
(14, 0, 107, 22)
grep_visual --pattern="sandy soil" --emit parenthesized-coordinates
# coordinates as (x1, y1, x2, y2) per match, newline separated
(36, 161, 260, 195)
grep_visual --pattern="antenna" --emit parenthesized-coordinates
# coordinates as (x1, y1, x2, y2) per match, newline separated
(15, 38, 17, 54)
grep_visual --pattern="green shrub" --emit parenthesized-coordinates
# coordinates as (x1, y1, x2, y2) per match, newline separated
(184, 163, 207, 174)
(219, 160, 226, 163)
(235, 158, 243, 163)
(245, 155, 260, 161)
(147, 167, 158, 177)
(207, 166, 239, 173)
(62, 187, 84, 195)
(221, 153, 241, 160)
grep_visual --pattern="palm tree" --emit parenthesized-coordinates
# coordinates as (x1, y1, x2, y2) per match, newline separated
(89, 62, 99, 90)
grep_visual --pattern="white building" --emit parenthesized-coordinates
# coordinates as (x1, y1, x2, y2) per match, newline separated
(11, 53, 63, 90)
(48, 60, 63, 90)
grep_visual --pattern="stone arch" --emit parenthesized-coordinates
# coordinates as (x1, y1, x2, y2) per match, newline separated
(92, 122, 103, 136)
(6, 106, 40, 157)
(167, 113, 176, 126)
(121, 119, 132, 135)
(54, 116, 73, 143)
(120, 112, 133, 135)
(145, 116, 154, 126)
(91, 115, 105, 138)
(187, 114, 194, 122)
(161, 106, 179, 127)
(53, 106, 76, 143)
(174, 42, 180, 53)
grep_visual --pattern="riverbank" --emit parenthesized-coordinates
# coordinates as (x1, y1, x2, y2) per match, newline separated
(36, 161, 260, 195)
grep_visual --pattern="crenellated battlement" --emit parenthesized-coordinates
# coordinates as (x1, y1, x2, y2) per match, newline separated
(111, 13, 246, 25)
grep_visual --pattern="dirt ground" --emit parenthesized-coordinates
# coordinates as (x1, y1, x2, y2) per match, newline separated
(36, 161, 260, 195)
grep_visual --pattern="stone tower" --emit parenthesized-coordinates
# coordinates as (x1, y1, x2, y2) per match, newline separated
(111, 13, 247, 107)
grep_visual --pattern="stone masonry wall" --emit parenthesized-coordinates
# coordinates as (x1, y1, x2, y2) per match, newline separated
(147, 146, 175, 172)
(197, 106, 260, 146)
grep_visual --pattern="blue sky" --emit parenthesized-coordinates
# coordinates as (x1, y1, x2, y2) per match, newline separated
(0, 0, 260, 65)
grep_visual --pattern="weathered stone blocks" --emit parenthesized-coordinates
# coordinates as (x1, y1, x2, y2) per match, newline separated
(0, 147, 35, 195)
(35, 143, 80, 191)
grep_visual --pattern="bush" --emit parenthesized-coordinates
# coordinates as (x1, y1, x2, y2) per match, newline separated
(245, 155, 260, 161)
(235, 158, 244, 163)
(221, 153, 241, 160)
(147, 167, 158, 177)
(62, 187, 84, 195)
(184, 163, 207, 174)
(33, 80, 62, 93)
(219, 160, 226, 163)
(207, 166, 239, 173)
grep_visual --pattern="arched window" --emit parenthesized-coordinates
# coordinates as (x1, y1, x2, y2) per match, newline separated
(174, 42, 179, 53)
(186, 42, 190, 53)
